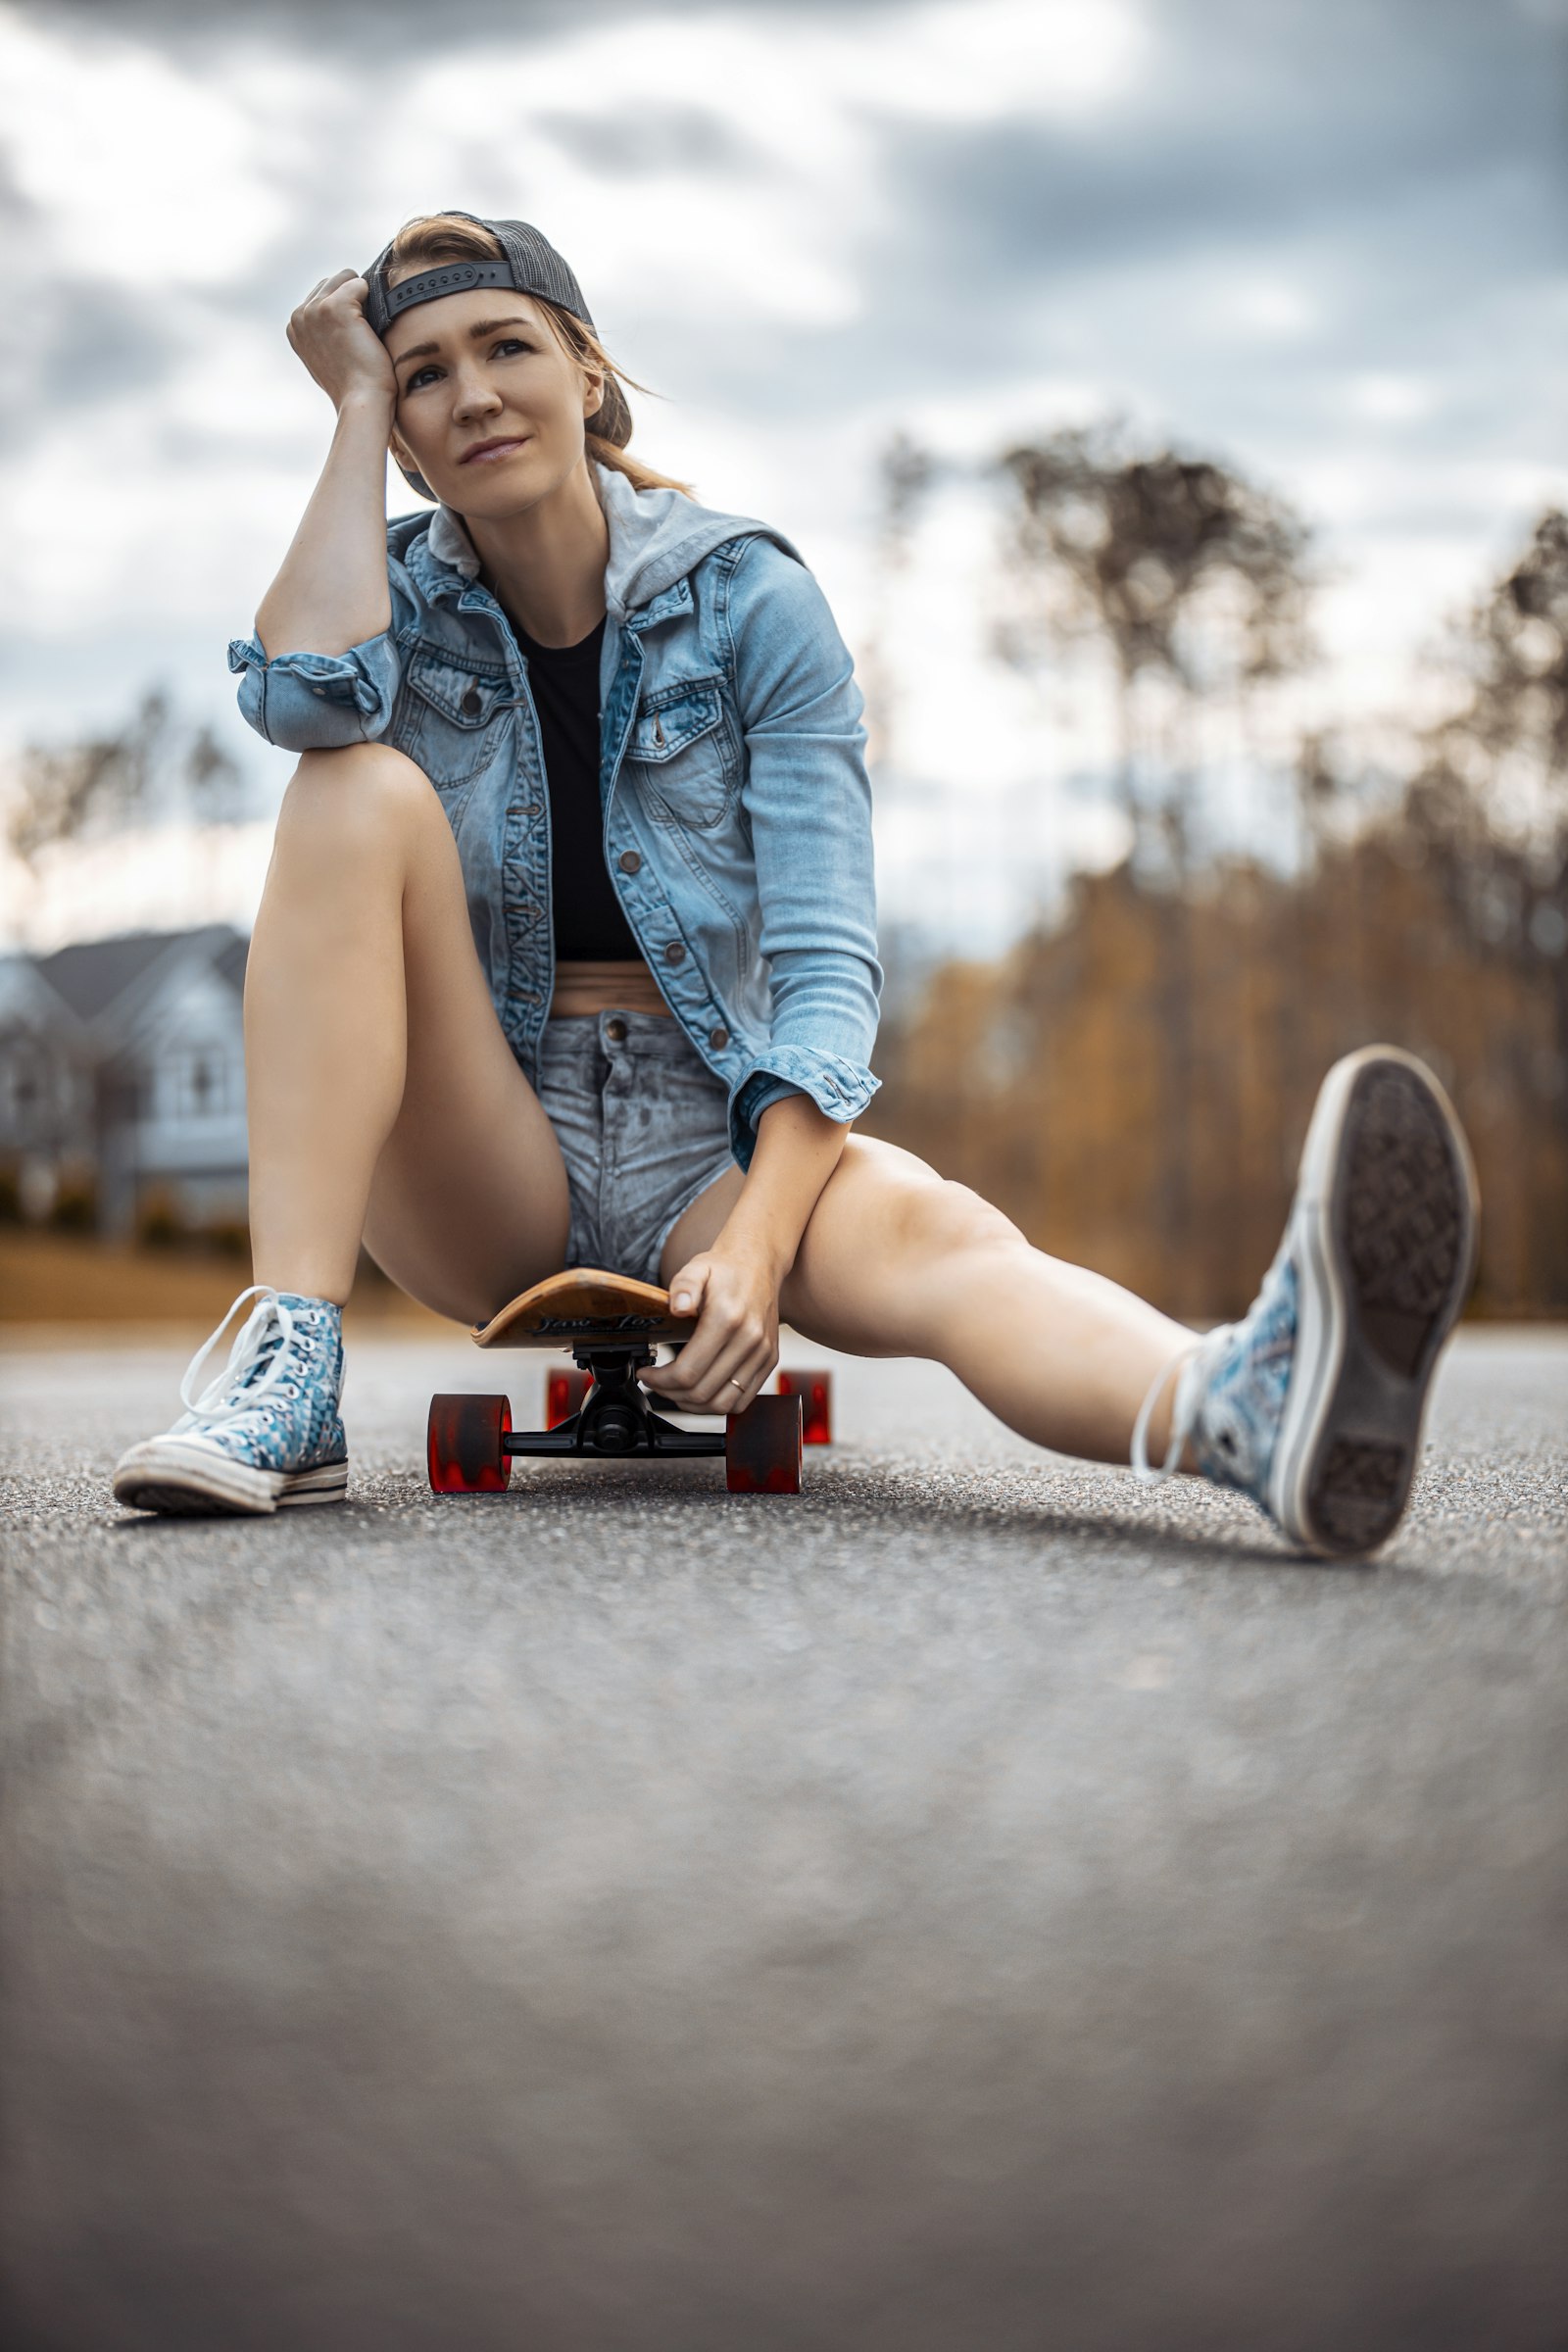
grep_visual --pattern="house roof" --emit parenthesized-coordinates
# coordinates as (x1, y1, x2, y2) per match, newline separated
(214, 932, 250, 993)
(33, 926, 247, 1022)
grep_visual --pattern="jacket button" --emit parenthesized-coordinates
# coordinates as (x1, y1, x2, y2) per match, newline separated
(663, 941, 686, 965)
(709, 1026, 729, 1051)
(618, 850, 641, 874)
(461, 687, 482, 717)
(605, 1017, 628, 1043)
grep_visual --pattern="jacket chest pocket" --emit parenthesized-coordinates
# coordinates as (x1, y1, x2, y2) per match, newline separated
(392, 648, 514, 788)
(625, 677, 736, 828)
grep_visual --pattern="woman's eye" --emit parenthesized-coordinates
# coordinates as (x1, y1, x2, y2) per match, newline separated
(405, 340, 526, 391)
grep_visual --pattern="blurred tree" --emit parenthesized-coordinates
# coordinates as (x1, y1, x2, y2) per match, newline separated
(865, 484, 1567, 1314)
(983, 423, 1315, 1264)
(184, 720, 249, 828)
(1409, 509, 1568, 1177)
(990, 422, 1314, 858)
(862, 430, 938, 776)
(5, 689, 248, 867)
(1447, 507, 1568, 790)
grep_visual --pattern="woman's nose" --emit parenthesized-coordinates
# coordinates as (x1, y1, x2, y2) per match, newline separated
(452, 372, 503, 420)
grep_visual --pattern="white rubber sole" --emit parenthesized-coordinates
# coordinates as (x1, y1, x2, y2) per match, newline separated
(1267, 1047, 1479, 1556)
(112, 1438, 349, 1518)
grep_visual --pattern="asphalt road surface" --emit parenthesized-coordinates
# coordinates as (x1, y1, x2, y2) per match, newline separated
(2, 1325, 1565, 2352)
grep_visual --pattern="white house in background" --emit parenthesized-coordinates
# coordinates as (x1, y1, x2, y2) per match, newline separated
(0, 925, 250, 1236)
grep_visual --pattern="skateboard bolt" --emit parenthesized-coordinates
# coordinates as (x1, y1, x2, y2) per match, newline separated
(593, 1402, 637, 1452)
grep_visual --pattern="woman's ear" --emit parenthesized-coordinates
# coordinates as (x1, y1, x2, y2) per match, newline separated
(582, 364, 607, 420)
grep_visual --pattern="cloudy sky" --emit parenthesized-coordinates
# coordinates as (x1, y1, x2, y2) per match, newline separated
(0, 0, 1563, 948)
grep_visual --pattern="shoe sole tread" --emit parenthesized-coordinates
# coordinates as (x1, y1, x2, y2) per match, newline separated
(1273, 1050, 1477, 1556)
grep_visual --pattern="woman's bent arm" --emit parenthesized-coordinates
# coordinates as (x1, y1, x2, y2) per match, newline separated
(710, 1093, 849, 1293)
(255, 391, 396, 659)
(255, 270, 402, 660)
(641, 1095, 849, 1413)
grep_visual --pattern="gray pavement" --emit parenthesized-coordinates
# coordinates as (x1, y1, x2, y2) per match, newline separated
(2, 1326, 1566, 2351)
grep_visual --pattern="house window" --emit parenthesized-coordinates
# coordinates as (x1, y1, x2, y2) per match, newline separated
(168, 1049, 231, 1120)
(2, 1044, 46, 1130)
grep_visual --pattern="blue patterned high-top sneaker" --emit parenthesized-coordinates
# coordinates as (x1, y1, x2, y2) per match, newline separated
(1132, 1048, 1479, 1556)
(113, 1285, 348, 1517)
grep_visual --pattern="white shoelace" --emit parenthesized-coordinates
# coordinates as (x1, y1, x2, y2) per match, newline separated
(174, 1285, 297, 1429)
(1130, 1325, 1234, 1486)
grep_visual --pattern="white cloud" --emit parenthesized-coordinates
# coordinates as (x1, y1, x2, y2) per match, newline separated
(0, 8, 290, 285)
(1208, 278, 1322, 342)
(838, 0, 1146, 122)
(1345, 371, 1435, 424)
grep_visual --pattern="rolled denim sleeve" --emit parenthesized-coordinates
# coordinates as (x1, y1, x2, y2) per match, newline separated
(724, 534, 882, 1167)
(225, 629, 401, 753)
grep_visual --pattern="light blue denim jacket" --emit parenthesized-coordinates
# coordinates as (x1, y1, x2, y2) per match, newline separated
(227, 461, 881, 1168)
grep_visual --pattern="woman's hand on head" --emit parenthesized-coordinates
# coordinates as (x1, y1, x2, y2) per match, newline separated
(286, 270, 396, 414)
(640, 1242, 781, 1416)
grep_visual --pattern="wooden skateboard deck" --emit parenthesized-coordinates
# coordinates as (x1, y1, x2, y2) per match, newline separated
(472, 1267, 697, 1350)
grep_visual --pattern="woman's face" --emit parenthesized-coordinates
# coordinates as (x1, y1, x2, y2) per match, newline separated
(384, 286, 603, 514)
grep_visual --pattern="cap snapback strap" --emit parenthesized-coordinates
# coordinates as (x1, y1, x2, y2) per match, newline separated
(380, 259, 516, 319)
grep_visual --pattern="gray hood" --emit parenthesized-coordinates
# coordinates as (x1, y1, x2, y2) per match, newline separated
(427, 459, 806, 623)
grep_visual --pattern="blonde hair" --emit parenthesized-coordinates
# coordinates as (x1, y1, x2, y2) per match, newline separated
(385, 213, 694, 497)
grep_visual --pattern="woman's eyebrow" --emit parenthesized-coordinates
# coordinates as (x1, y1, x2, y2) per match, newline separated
(390, 316, 534, 369)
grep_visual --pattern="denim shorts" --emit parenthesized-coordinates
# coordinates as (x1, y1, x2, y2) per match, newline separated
(535, 1010, 736, 1287)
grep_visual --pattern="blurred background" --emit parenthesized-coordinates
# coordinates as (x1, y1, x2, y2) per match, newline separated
(0, 0, 1563, 1324)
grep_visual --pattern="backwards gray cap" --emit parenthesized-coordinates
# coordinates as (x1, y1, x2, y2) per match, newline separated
(363, 210, 632, 500)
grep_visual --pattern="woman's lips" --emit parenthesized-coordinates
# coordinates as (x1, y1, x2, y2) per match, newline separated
(461, 436, 531, 465)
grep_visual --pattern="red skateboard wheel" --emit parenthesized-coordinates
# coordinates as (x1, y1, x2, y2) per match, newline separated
(725, 1392, 803, 1494)
(427, 1393, 512, 1494)
(545, 1366, 592, 1430)
(775, 1368, 832, 1445)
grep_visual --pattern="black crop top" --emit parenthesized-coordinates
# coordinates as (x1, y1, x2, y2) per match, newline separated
(514, 612, 641, 961)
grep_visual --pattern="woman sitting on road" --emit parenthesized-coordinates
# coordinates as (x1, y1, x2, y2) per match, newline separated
(114, 211, 1478, 1556)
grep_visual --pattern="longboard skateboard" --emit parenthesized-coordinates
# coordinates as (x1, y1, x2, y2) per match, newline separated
(427, 1267, 828, 1496)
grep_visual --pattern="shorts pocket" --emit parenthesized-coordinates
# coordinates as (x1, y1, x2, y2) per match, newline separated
(626, 676, 736, 828)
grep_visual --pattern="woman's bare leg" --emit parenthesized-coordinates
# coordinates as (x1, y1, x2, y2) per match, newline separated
(664, 1140, 1196, 1465)
(245, 742, 569, 1320)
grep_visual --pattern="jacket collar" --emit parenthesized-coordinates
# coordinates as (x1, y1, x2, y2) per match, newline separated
(407, 461, 804, 621)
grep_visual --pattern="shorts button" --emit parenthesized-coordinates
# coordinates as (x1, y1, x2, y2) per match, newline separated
(461, 687, 482, 717)
(605, 1017, 628, 1043)
(618, 850, 641, 874)
(709, 1026, 729, 1051)
(663, 941, 686, 965)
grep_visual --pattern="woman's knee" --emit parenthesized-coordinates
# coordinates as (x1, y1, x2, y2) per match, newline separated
(275, 742, 443, 865)
(906, 1185, 1029, 1279)
(887, 1171, 1025, 1273)
(787, 1144, 1025, 1354)
(819, 1141, 1024, 1274)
